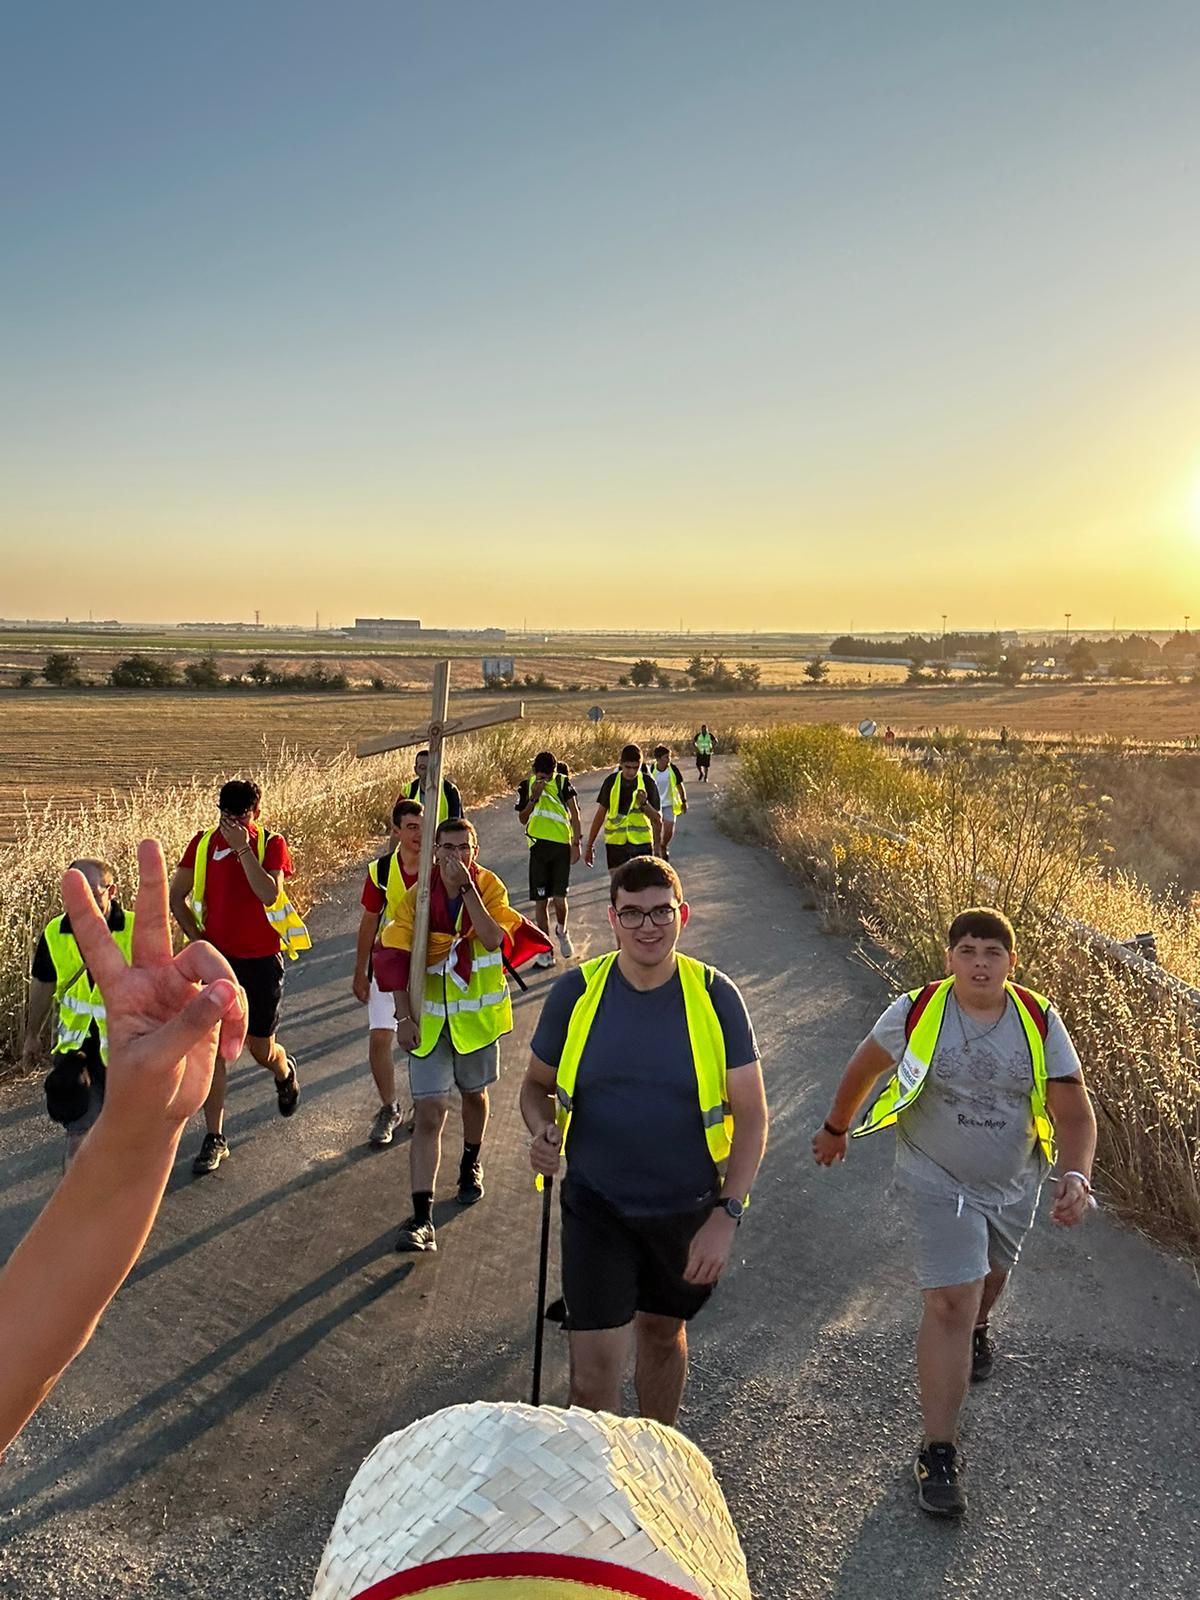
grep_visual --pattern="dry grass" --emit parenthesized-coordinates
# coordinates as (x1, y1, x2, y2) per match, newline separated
(724, 725, 1200, 1256)
(0, 717, 735, 1069)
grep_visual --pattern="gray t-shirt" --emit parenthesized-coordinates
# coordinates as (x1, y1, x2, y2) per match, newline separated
(871, 987, 1082, 1208)
(531, 959, 759, 1216)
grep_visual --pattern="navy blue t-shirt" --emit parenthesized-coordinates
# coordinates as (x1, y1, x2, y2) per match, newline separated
(530, 958, 759, 1216)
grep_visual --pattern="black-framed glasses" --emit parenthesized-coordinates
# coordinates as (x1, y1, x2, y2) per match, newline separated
(615, 903, 679, 929)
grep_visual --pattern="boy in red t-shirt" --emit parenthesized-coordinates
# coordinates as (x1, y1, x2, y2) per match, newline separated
(353, 798, 423, 1146)
(170, 779, 300, 1174)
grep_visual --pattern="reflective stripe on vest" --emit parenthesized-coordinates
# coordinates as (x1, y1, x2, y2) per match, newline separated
(413, 926, 512, 1057)
(43, 913, 136, 1065)
(547, 952, 731, 1185)
(525, 773, 572, 846)
(603, 770, 654, 847)
(654, 763, 683, 817)
(852, 976, 1055, 1163)
(188, 826, 310, 960)
(407, 777, 450, 827)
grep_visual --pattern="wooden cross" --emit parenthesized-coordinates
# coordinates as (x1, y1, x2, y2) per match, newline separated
(355, 660, 525, 1024)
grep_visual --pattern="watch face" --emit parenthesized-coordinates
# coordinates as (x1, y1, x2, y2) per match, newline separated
(722, 1198, 745, 1220)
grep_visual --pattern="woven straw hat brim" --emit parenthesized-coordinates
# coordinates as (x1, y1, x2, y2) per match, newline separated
(311, 1402, 749, 1600)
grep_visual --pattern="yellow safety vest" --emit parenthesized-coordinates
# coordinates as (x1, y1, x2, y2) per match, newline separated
(42, 912, 136, 1065)
(653, 762, 684, 817)
(367, 850, 417, 930)
(413, 905, 513, 1059)
(695, 732, 713, 754)
(525, 772, 573, 846)
(852, 976, 1056, 1163)
(603, 769, 655, 847)
(407, 776, 451, 827)
(188, 826, 311, 959)
(547, 951, 732, 1182)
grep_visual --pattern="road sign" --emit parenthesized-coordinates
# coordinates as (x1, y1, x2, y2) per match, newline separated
(858, 719, 877, 738)
(587, 705, 605, 723)
(482, 656, 515, 684)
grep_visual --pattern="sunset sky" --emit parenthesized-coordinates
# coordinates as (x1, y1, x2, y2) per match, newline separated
(3, 1, 1199, 633)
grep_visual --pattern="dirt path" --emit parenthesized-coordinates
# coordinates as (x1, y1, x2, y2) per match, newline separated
(0, 770, 1196, 1597)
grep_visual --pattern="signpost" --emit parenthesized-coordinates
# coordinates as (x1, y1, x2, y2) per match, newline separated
(356, 662, 525, 1025)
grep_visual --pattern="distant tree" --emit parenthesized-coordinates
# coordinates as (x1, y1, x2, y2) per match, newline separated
(246, 658, 272, 686)
(629, 658, 658, 687)
(370, 676, 386, 692)
(617, 674, 631, 686)
(1107, 656, 1137, 680)
(905, 661, 926, 684)
(1066, 640, 1097, 679)
(804, 656, 829, 683)
(110, 654, 178, 688)
(654, 666, 674, 689)
(976, 647, 1004, 678)
(996, 648, 1029, 686)
(16, 668, 36, 688)
(685, 653, 711, 682)
(43, 651, 81, 686)
(736, 661, 762, 688)
(908, 645, 927, 672)
(182, 654, 223, 688)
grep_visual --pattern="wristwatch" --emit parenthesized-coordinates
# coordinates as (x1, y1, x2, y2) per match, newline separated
(717, 1196, 746, 1223)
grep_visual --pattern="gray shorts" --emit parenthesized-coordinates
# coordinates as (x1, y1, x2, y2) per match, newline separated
(904, 1183, 1040, 1290)
(408, 1033, 500, 1101)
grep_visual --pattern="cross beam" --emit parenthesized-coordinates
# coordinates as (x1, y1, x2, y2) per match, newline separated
(355, 661, 525, 1024)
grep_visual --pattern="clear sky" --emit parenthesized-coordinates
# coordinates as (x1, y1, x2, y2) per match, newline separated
(3, 1, 1198, 632)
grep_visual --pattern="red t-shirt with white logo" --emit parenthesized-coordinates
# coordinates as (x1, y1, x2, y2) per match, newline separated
(179, 824, 294, 959)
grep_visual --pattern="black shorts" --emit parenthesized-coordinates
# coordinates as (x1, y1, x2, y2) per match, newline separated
(529, 839, 572, 901)
(560, 1179, 715, 1330)
(228, 953, 285, 1039)
(695, 753, 711, 770)
(604, 841, 655, 872)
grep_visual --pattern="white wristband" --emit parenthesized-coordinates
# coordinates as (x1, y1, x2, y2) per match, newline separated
(1062, 1170, 1092, 1191)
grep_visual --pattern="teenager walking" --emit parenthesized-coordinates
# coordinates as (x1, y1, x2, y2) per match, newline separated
(522, 855, 768, 1425)
(403, 749, 462, 829)
(583, 745, 662, 873)
(693, 726, 714, 782)
(649, 745, 688, 859)
(812, 907, 1097, 1518)
(515, 752, 583, 968)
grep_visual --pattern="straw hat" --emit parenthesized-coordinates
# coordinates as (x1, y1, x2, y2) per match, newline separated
(311, 1401, 750, 1600)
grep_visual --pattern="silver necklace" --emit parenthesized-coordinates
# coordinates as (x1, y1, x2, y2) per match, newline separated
(952, 993, 1007, 1052)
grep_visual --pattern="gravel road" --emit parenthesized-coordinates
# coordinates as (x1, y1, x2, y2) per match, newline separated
(1, 768, 1196, 1598)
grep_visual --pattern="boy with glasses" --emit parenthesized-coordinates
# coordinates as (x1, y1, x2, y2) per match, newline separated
(521, 856, 768, 1424)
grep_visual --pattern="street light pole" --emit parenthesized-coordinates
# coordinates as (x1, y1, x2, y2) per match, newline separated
(941, 613, 947, 666)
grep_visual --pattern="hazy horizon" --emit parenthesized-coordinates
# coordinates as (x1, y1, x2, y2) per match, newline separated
(4, 2, 1199, 631)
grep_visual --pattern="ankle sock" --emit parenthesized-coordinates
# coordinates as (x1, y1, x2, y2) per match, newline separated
(412, 1190, 433, 1226)
(462, 1142, 482, 1167)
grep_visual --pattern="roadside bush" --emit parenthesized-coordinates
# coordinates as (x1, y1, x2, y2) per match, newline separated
(182, 655, 224, 688)
(42, 652, 81, 686)
(110, 654, 178, 688)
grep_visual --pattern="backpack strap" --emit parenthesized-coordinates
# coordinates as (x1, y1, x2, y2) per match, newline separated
(1009, 984, 1049, 1038)
(903, 981, 942, 1042)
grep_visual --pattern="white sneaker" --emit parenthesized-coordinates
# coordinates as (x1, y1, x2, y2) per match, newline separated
(534, 950, 556, 969)
(556, 927, 575, 959)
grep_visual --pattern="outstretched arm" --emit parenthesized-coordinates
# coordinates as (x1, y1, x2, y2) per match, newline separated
(0, 841, 247, 1456)
(811, 1035, 896, 1165)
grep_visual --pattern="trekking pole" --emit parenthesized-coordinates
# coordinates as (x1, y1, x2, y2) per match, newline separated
(531, 1176, 553, 1405)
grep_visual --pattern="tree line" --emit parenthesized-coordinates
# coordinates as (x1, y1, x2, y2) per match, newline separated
(26, 653, 356, 692)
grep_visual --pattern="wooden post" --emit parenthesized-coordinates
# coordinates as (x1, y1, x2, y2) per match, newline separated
(407, 661, 450, 1027)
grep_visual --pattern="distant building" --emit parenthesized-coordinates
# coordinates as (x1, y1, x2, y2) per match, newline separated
(352, 617, 422, 638)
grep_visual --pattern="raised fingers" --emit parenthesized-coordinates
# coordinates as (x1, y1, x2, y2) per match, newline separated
(131, 839, 175, 967)
(175, 939, 248, 1061)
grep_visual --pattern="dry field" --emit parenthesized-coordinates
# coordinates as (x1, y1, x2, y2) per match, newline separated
(2, 678, 1199, 845)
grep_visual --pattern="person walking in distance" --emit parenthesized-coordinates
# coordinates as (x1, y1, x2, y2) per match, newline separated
(403, 749, 462, 830)
(583, 745, 662, 873)
(649, 745, 687, 860)
(812, 907, 1097, 1519)
(516, 752, 583, 969)
(375, 818, 550, 1253)
(170, 779, 309, 1174)
(23, 859, 135, 1165)
(522, 856, 768, 1425)
(693, 725, 714, 783)
(352, 798, 423, 1146)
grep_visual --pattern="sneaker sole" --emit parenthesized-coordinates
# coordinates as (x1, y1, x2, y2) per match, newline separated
(192, 1150, 229, 1176)
(368, 1132, 395, 1147)
(456, 1188, 484, 1206)
(394, 1236, 437, 1252)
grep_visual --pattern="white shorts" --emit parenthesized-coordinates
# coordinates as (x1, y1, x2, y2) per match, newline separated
(368, 974, 399, 1031)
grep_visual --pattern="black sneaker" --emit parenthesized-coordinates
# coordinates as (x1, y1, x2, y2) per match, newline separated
(276, 1058, 300, 1117)
(457, 1157, 484, 1206)
(971, 1324, 995, 1383)
(192, 1132, 229, 1175)
(368, 1103, 402, 1147)
(914, 1442, 967, 1517)
(394, 1217, 437, 1252)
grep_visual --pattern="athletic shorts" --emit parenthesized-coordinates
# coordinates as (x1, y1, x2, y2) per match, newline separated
(695, 754, 711, 770)
(605, 841, 655, 872)
(367, 974, 398, 1031)
(529, 839, 572, 902)
(559, 1179, 715, 1331)
(228, 953, 285, 1039)
(903, 1183, 1040, 1290)
(408, 1033, 500, 1100)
